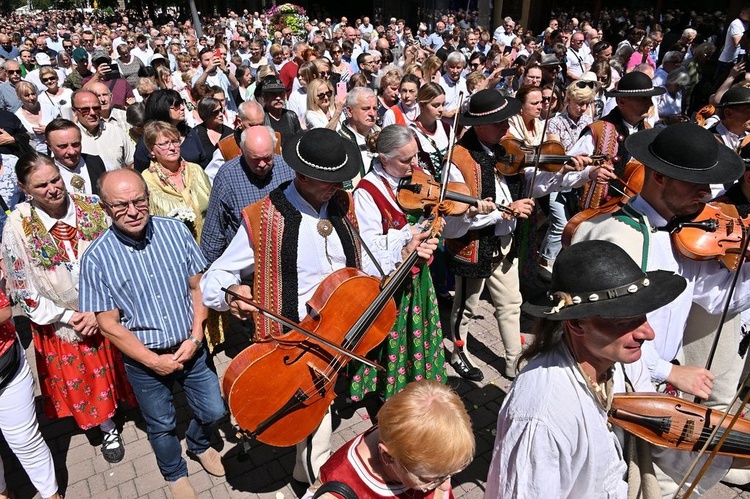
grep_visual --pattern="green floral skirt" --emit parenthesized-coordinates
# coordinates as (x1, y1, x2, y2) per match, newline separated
(348, 264, 447, 401)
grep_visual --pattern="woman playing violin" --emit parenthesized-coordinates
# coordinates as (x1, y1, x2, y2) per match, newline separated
(352, 124, 443, 403)
(486, 240, 737, 498)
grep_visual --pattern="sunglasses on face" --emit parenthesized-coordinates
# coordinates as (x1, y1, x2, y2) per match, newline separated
(541, 96, 551, 102)
(74, 105, 101, 114)
(317, 90, 332, 99)
(210, 107, 223, 116)
(6, 69, 20, 74)
(42, 76, 58, 82)
(575, 80, 596, 89)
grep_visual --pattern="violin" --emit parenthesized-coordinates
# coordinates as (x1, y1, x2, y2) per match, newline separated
(668, 202, 750, 271)
(561, 161, 645, 248)
(496, 137, 607, 176)
(397, 168, 519, 218)
(609, 393, 750, 458)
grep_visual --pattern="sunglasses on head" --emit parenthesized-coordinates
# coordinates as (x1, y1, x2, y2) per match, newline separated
(575, 80, 596, 89)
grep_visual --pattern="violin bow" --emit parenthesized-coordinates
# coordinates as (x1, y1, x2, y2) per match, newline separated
(672, 221, 750, 497)
(438, 91, 464, 204)
(526, 67, 560, 198)
(674, 367, 750, 498)
(221, 287, 384, 371)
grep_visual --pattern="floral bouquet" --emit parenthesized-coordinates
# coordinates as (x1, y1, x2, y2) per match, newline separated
(266, 3, 308, 37)
(167, 207, 197, 236)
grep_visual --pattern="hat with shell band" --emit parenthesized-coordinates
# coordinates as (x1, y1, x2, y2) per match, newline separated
(282, 128, 361, 183)
(522, 240, 686, 320)
(459, 89, 521, 126)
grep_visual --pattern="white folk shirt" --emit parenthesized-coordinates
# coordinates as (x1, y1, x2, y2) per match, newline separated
(442, 148, 596, 239)
(353, 162, 414, 275)
(201, 181, 349, 320)
(19, 197, 79, 325)
(574, 195, 750, 383)
(56, 157, 93, 196)
(485, 341, 730, 498)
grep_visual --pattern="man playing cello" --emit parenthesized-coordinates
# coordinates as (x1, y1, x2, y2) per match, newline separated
(201, 127, 437, 484)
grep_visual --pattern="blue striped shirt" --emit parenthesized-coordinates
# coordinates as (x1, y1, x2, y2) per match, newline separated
(200, 153, 295, 265)
(79, 217, 207, 349)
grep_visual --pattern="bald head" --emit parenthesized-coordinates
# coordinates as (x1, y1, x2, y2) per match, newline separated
(240, 126, 277, 178)
(237, 101, 265, 128)
(98, 168, 148, 204)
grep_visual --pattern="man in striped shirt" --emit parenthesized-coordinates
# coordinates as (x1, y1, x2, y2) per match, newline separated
(79, 169, 226, 499)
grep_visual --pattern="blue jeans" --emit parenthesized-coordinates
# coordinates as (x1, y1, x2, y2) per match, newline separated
(123, 348, 226, 482)
(539, 191, 568, 262)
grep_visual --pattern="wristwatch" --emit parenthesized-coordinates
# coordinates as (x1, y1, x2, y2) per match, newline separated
(189, 335, 203, 349)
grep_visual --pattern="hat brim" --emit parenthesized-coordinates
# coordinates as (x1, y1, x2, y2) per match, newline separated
(459, 98, 521, 126)
(282, 133, 361, 183)
(522, 269, 687, 321)
(626, 128, 745, 184)
(715, 100, 750, 108)
(605, 87, 666, 98)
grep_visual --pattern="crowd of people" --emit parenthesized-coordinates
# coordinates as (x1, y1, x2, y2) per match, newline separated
(0, 3, 747, 499)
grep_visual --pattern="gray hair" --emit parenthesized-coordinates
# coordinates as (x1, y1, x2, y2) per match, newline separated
(377, 124, 415, 159)
(681, 28, 697, 40)
(346, 86, 376, 108)
(666, 67, 690, 86)
(445, 51, 466, 67)
(237, 100, 264, 121)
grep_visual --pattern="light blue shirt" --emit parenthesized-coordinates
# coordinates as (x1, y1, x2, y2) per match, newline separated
(80, 217, 206, 349)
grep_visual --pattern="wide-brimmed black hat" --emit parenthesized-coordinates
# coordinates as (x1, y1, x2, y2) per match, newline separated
(605, 71, 666, 98)
(715, 85, 750, 108)
(523, 240, 686, 321)
(626, 123, 744, 184)
(282, 129, 360, 183)
(459, 89, 521, 126)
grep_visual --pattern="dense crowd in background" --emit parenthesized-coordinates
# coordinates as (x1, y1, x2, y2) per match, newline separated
(0, 3, 746, 498)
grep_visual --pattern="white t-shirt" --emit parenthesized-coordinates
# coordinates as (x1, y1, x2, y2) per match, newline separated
(719, 18, 748, 63)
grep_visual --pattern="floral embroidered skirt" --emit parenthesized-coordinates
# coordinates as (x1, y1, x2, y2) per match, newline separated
(31, 323, 137, 430)
(348, 264, 446, 402)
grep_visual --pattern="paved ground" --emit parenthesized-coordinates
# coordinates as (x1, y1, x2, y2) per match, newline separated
(1, 298, 749, 499)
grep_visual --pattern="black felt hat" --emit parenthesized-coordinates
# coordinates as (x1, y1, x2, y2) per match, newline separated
(523, 240, 686, 321)
(459, 89, 521, 126)
(604, 71, 666, 98)
(715, 85, 750, 108)
(282, 128, 361, 183)
(625, 123, 744, 184)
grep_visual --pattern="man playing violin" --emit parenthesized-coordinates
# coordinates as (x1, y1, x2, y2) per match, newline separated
(486, 240, 735, 498)
(200, 128, 437, 484)
(442, 89, 614, 382)
(568, 71, 664, 197)
(572, 124, 750, 401)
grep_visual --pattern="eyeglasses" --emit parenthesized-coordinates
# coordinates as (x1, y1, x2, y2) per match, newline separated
(210, 107, 223, 116)
(42, 76, 58, 82)
(102, 195, 149, 214)
(74, 105, 101, 114)
(398, 459, 462, 493)
(317, 90, 332, 99)
(6, 69, 20, 74)
(154, 139, 180, 149)
(575, 80, 596, 89)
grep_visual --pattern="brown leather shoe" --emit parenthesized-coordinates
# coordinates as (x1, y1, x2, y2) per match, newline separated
(194, 447, 225, 477)
(168, 477, 197, 499)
